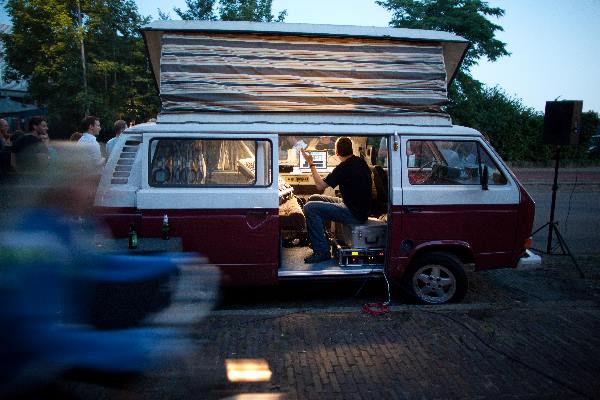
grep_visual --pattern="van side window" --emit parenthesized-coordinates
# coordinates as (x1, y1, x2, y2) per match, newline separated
(149, 139, 272, 187)
(407, 140, 507, 186)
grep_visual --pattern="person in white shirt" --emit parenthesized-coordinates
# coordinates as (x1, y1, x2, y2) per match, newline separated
(77, 115, 105, 169)
(106, 120, 127, 158)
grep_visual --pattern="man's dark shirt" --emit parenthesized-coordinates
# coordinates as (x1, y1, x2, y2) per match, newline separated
(324, 155, 372, 222)
(11, 134, 47, 172)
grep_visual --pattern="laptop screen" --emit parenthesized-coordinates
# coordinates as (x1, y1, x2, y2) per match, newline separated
(299, 150, 327, 170)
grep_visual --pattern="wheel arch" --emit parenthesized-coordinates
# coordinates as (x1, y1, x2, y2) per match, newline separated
(406, 242, 474, 271)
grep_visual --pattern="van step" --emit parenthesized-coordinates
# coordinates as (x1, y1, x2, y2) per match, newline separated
(278, 266, 384, 278)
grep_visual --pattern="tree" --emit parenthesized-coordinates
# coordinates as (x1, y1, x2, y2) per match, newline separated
(450, 83, 548, 162)
(1, 0, 159, 139)
(173, 0, 217, 21)
(376, 1, 556, 162)
(174, 0, 286, 22)
(376, 0, 509, 70)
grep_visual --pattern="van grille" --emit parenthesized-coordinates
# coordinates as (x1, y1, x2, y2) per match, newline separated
(111, 139, 141, 185)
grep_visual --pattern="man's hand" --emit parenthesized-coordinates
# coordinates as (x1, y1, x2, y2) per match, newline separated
(301, 149, 313, 166)
(301, 149, 328, 192)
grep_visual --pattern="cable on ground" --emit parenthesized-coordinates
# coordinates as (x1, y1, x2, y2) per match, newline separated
(420, 309, 595, 400)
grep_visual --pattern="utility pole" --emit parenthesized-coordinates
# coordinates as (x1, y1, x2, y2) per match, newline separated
(76, 0, 89, 116)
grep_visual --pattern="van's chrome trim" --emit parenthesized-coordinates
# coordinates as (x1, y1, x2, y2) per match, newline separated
(278, 267, 383, 278)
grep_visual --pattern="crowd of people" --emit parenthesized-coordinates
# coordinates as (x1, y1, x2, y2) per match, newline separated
(0, 115, 128, 183)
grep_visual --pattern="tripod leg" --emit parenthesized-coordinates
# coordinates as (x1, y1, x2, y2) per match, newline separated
(546, 146, 561, 254)
(531, 222, 550, 236)
(550, 223, 568, 255)
(552, 224, 585, 279)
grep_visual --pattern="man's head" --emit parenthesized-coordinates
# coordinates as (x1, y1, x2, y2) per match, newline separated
(335, 137, 354, 158)
(113, 120, 127, 136)
(27, 116, 48, 137)
(0, 118, 9, 138)
(81, 116, 101, 136)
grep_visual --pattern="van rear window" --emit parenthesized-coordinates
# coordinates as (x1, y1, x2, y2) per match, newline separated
(149, 138, 272, 187)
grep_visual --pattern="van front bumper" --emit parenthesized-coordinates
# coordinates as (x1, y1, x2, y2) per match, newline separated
(516, 250, 542, 270)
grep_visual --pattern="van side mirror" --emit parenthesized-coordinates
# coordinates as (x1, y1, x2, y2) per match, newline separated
(481, 165, 489, 190)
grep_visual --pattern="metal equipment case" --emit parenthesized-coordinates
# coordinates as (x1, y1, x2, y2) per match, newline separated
(335, 218, 387, 248)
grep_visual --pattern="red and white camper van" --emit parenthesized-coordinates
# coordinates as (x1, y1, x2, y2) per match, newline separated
(93, 21, 539, 305)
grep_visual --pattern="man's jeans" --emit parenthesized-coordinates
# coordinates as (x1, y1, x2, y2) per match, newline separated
(303, 195, 362, 254)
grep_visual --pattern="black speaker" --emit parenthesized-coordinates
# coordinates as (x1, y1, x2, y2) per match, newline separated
(543, 100, 583, 145)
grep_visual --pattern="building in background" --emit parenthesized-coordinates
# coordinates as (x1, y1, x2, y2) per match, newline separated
(0, 0, 46, 131)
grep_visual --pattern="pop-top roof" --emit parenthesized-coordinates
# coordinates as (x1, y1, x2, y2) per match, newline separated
(141, 21, 469, 115)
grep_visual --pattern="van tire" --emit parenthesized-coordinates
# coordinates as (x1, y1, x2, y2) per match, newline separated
(403, 252, 467, 305)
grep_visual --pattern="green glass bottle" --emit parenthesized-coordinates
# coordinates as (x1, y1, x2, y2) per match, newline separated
(128, 224, 138, 249)
(162, 214, 170, 240)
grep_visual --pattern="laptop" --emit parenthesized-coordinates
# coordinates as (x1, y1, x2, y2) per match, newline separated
(299, 150, 327, 171)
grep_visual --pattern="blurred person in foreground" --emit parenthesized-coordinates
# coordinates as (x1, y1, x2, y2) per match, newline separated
(77, 115, 105, 169)
(106, 120, 126, 158)
(0, 143, 218, 396)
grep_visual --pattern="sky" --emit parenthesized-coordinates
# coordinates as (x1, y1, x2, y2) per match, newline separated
(133, 0, 600, 113)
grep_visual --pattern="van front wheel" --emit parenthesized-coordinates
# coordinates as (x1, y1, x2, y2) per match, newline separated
(404, 252, 467, 304)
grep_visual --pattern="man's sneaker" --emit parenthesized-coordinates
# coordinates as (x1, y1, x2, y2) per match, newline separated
(304, 251, 331, 264)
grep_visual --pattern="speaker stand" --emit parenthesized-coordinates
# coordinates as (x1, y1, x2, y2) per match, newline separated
(531, 146, 585, 278)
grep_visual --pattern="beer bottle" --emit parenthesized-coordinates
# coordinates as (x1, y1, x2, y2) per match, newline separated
(128, 224, 138, 249)
(162, 214, 170, 240)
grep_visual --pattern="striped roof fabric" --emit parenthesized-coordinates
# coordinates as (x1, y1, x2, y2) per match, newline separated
(159, 32, 450, 114)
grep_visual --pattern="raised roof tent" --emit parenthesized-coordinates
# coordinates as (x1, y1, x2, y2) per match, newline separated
(141, 21, 469, 115)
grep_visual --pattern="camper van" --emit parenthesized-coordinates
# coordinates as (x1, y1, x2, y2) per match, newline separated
(93, 21, 539, 305)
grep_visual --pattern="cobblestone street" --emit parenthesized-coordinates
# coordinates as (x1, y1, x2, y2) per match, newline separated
(18, 255, 599, 400)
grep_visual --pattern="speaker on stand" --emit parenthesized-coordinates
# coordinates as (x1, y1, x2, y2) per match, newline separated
(531, 100, 585, 277)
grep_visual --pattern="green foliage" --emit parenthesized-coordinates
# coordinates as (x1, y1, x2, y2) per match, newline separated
(1, 0, 159, 139)
(376, 0, 509, 69)
(377, 0, 555, 162)
(578, 111, 600, 160)
(174, 0, 286, 22)
(174, 0, 217, 20)
(158, 9, 172, 21)
(448, 77, 549, 162)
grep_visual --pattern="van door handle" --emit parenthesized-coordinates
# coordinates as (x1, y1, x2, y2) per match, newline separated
(405, 207, 423, 213)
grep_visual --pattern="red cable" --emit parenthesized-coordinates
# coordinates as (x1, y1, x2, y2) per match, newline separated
(362, 302, 390, 316)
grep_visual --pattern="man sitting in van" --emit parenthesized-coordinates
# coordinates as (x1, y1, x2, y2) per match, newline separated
(301, 138, 372, 263)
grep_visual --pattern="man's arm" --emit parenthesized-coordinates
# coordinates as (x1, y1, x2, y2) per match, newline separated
(301, 149, 329, 192)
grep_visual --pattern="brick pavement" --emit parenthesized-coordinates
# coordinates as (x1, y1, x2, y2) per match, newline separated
(15, 257, 599, 400)
(51, 303, 598, 400)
